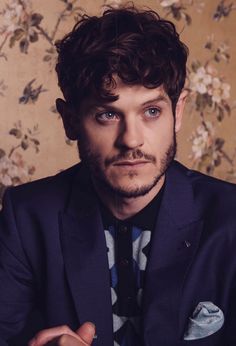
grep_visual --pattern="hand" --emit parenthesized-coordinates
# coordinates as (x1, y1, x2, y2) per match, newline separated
(28, 322, 95, 346)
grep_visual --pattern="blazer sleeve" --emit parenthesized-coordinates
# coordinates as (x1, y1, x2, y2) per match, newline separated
(0, 189, 35, 343)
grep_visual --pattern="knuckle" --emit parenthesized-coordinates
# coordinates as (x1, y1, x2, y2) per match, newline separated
(32, 325, 72, 345)
(61, 324, 71, 333)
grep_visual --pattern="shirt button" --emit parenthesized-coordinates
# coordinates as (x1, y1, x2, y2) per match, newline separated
(120, 258, 129, 266)
(127, 296, 133, 303)
(119, 225, 128, 234)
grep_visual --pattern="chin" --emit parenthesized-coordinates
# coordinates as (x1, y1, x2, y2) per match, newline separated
(103, 175, 162, 198)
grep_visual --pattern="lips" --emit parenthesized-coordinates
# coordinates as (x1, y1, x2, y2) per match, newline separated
(113, 160, 150, 166)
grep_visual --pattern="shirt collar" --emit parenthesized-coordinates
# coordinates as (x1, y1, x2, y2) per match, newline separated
(100, 184, 165, 230)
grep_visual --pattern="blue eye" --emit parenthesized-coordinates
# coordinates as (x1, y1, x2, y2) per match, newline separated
(96, 111, 119, 122)
(144, 108, 161, 118)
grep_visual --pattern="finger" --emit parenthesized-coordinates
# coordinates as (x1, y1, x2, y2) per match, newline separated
(46, 334, 87, 346)
(75, 322, 96, 344)
(28, 325, 79, 346)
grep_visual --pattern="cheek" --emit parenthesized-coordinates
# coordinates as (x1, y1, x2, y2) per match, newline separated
(83, 121, 107, 140)
(88, 125, 117, 147)
(80, 125, 101, 147)
(147, 121, 173, 147)
(84, 131, 113, 159)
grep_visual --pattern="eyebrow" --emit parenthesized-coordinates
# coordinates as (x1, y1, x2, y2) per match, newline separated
(141, 95, 170, 106)
(95, 95, 170, 110)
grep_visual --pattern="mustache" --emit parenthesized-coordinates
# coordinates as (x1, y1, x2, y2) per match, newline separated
(105, 149, 156, 166)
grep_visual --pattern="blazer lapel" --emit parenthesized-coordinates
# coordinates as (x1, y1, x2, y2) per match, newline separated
(143, 162, 204, 344)
(59, 165, 113, 345)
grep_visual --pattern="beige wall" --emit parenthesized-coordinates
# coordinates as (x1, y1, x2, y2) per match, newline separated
(0, 0, 235, 204)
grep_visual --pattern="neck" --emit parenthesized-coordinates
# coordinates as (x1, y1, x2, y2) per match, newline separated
(92, 175, 165, 220)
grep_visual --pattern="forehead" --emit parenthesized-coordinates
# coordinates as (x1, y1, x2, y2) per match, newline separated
(81, 80, 171, 114)
(110, 80, 170, 105)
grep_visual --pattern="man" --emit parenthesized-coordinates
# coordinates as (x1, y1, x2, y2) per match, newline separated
(0, 5, 236, 346)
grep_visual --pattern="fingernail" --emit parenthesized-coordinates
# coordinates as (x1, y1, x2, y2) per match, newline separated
(87, 322, 96, 329)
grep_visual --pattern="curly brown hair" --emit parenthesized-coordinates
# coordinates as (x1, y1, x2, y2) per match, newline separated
(55, 6, 188, 111)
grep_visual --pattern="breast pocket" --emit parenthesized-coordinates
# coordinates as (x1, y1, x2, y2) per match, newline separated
(181, 328, 224, 346)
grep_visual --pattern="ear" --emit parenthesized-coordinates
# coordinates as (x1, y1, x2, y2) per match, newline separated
(56, 98, 79, 140)
(174, 89, 188, 133)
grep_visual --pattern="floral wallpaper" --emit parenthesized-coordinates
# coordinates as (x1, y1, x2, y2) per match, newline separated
(0, 0, 236, 207)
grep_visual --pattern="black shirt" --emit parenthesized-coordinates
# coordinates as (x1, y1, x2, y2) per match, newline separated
(100, 185, 164, 346)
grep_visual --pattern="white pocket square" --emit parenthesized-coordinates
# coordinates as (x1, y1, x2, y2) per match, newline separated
(184, 301, 224, 341)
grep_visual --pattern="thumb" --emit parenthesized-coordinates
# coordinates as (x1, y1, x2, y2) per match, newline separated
(76, 322, 96, 345)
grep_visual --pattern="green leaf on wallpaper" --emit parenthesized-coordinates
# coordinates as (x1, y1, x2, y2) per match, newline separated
(191, 61, 201, 72)
(217, 106, 224, 121)
(9, 128, 22, 139)
(172, 8, 181, 21)
(198, 153, 211, 169)
(185, 13, 192, 26)
(214, 53, 221, 63)
(205, 41, 213, 50)
(21, 138, 29, 150)
(195, 93, 211, 112)
(0, 149, 6, 159)
(43, 55, 51, 62)
(28, 166, 36, 175)
(9, 29, 24, 48)
(215, 138, 225, 150)
(30, 138, 40, 146)
(19, 39, 29, 54)
(223, 102, 231, 115)
(30, 31, 39, 43)
(214, 155, 221, 167)
(11, 177, 21, 185)
(30, 13, 44, 27)
(0, 183, 7, 203)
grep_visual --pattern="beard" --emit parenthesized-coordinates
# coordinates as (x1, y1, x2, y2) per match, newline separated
(78, 133, 176, 199)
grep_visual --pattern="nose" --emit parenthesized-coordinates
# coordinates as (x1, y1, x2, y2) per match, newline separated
(115, 116, 144, 149)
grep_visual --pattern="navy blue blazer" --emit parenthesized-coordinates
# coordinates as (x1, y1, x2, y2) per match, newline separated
(0, 161, 236, 345)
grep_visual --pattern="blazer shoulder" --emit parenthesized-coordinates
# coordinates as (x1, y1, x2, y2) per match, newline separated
(174, 161, 236, 189)
(186, 166, 236, 194)
(173, 161, 236, 212)
(2, 163, 83, 209)
(183, 164, 236, 219)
